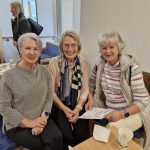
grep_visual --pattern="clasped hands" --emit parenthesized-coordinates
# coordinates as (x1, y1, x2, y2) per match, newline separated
(23, 116, 48, 136)
(63, 106, 80, 123)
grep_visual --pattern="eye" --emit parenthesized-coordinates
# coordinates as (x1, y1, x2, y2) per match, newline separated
(64, 44, 70, 48)
(72, 43, 78, 48)
(110, 46, 115, 49)
(25, 47, 31, 50)
(102, 47, 107, 50)
(33, 48, 39, 51)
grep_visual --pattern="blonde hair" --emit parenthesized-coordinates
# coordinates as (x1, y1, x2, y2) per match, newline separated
(10, 1, 23, 16)
(59, 30, 82, 52)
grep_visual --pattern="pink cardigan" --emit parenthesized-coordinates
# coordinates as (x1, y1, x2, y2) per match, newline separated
(48, 55, 90, 103)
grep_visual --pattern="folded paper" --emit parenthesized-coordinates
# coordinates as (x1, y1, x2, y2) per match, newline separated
(93, 124, 110, 143)
(79, 107, 113, 119)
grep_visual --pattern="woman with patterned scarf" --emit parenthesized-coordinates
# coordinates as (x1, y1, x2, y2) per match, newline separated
(48, 30, 90, 150)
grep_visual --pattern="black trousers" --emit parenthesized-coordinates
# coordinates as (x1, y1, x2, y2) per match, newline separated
(51, 105, 90, 150)
(5, 116, 63, 150)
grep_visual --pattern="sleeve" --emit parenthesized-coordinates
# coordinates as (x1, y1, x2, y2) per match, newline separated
(42, 69, 53, 113)
(130, 63, 149, 110)
(20, 19, 31, 34)
(47, 58, 59, 98)
(89, 64, 97, 92)
(79, 59, 90, 101)
(0, 73, 24, 127)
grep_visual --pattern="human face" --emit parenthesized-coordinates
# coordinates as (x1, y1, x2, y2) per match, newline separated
(101, 42, 119, 65)
(62, 36, 79, 62)
(10, 5, 17, 17)
(20, 38, 40, 65)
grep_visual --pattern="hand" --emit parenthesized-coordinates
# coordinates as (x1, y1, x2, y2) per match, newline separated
(30, 117, 47, 128)
(62, 106, 74, 120)
(21, 116, 48, 129)
(85, 99, 93, 111)
(105, 110, 124, 122)
(32, 127, 44, 136)
(68, 107, 80, 123)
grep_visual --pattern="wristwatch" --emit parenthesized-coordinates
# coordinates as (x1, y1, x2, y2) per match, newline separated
(123, 108, 129, 118)
(42, 111, 50, 117)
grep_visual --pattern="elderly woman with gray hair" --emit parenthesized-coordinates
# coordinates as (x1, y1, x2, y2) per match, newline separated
(0, 33, 63, 150)
(10, 1, 31, 48)
(86, 31, 150, 149)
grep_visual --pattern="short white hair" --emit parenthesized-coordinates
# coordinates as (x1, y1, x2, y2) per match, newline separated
(98, 31, 125, 55)
(18, 33, 42, 51)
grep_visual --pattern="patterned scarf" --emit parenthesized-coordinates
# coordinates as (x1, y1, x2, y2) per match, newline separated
(58, 56, 82, 108)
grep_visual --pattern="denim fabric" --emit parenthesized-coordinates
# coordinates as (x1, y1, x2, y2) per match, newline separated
(0, 116, 17, 150)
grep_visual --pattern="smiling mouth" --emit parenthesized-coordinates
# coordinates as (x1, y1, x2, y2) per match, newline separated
(66, 52, 75, 55)
(105, 55, 112, 57)
(28, 57, 36, 60)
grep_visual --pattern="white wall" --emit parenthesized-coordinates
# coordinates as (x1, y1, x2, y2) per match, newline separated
(80, 0, 150, 72)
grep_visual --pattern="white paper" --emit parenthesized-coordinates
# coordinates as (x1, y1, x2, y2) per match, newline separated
(93, 124, 110, 143)
(79, 107, 113, 119)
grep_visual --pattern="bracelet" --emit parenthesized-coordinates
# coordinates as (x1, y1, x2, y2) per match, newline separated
(76, 104, 82, 111)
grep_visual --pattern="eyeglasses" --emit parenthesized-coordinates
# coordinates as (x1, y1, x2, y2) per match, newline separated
(63, 43, 78, 50)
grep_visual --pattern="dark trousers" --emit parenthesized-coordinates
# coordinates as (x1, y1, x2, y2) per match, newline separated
(51, 105, 90, 150)
(5, 116, 63, 150)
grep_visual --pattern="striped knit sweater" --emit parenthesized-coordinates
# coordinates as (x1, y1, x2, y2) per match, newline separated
(89, 53, 149, 110)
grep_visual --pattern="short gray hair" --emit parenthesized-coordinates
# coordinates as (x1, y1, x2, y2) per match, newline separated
(10, 1, 23, 15)
(18, 33, 42, 51)
(98, 31, 125, 55)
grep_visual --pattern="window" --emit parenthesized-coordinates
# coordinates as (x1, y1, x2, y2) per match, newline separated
(56, 0, 80, 36)
(22, 0, 37, 21)
(57, 0, 74, 35)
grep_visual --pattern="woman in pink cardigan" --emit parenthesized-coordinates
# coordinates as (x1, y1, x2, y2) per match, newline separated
(48, 30, 90, 150)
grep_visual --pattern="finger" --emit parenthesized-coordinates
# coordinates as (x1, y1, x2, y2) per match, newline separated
(38, 119, 47, 124)
(85, 104, 88, 111)
(88, 104, 93, 110)
(39, 120, 47, 125)
(36, 124, 45, 128)
(32, 129, 36, 136)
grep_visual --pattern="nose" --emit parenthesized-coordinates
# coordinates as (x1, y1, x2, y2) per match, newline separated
(67, 45, 74, 51)
(68, 45, 73, 50)
(105, 48, 112, 52)
(30, 49, 35, 54)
